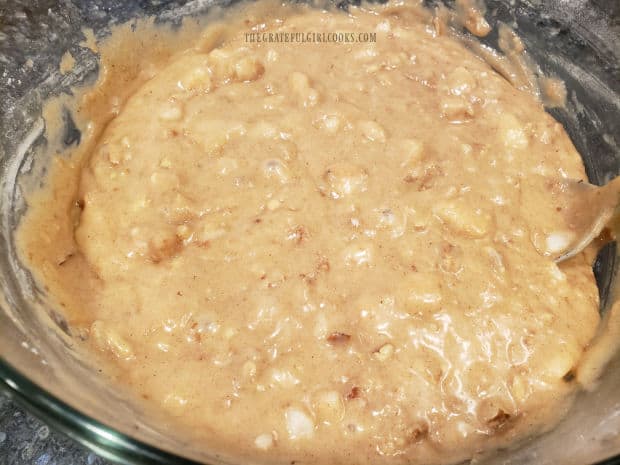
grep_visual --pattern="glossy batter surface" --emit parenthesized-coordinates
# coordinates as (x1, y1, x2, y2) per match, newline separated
(20, 2, 601, 464)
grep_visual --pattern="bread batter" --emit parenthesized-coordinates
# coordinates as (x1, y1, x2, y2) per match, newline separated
(18, 2, 601, 464)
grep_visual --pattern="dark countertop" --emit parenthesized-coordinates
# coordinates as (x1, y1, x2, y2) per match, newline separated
(0, 2, 618, 465)
(0, 394, 109, 465)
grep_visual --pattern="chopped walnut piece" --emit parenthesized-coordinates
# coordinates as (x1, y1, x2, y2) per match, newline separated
(148, 235, 183, 263)
(346, 386, 361, 400)
(317, 257, 330, 272)
(487, 409, 512, 431)
(327, 332, 351, 345)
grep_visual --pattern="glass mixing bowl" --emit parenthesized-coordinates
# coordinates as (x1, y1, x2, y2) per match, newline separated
(0, 0, 619, 464)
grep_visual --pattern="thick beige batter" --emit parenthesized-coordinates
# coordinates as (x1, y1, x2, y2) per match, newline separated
(19, 2, 602, 464)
